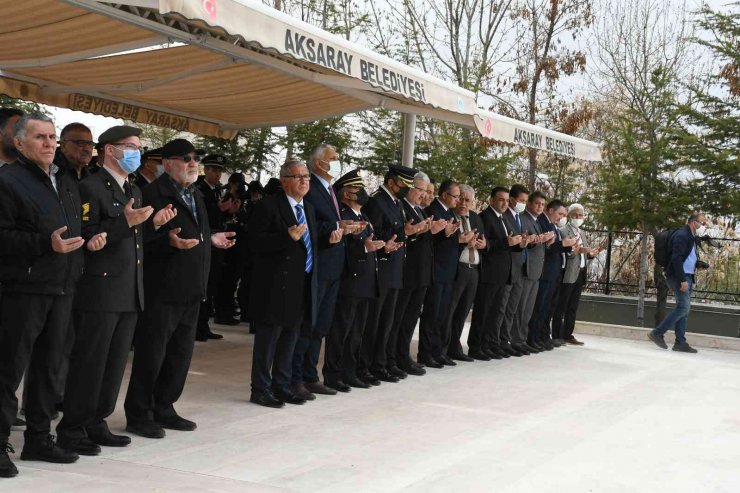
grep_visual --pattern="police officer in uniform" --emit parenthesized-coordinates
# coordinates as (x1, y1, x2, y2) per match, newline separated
(358, 165, 414, 385)
(323, 171, 384, 390)
(134, 147, 162, 190)
(56, 126, 176, 455)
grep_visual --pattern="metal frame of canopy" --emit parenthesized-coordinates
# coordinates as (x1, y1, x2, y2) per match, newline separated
(0, 0, 601, 163)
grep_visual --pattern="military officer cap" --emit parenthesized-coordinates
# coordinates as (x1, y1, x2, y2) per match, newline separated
(161, 138, 197, 158)
(97, 125, 142, 145)
(141, 147, 162, 162)
(202, 154, 227, 168)
(388, 165, 418, 187)
(334, 169, 365, 190)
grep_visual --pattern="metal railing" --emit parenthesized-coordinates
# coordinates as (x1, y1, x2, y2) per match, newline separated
(579, 229, 740, 304)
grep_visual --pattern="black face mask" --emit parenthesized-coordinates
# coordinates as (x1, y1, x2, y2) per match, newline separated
(353, 189, 370, 206)
(395, 185, 409, 199)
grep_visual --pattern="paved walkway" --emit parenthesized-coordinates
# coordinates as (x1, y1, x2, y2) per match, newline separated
(7, 327, 740, 492)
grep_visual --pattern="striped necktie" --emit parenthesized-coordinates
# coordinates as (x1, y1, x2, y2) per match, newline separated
(295, 204, 313, 273)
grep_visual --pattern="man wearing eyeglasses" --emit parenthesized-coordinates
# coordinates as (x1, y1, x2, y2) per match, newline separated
(247, 160, 330, 408)
(57, 123, 96, 181)
(124, 138, 235, 438)
(57, 125, 176, 456)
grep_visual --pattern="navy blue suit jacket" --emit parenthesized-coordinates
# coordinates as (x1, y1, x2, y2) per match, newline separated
(666, 225, 699, 283)
(538, 214, 571, 281)
(304, 173, 345, 281)
(425, 198, 460, 285)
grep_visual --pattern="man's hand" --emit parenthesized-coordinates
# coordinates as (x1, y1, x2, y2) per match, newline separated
(563, 236, 578, 247)
(507, 234, 522, 246)
(520, 233, 531, 247)
(444, 219, 459, 237)
(680, 281, 689, 292)
(124, 198, 154, 228)
(339, 220, 361, 235)
(288, 224, 308, 242)
(459, 230, 476, 244)
(51, 226, 84, 253)
(384, 234, 403, 253)
(404, 219, 420, 236)
(153, 204, 177, 230)
(329, 228, 343, 244)
(430, 217, 447, 234)
(86, 232, 107, 252)
(168, 227, 199, 250)
(364, 233, 385, 253)
(474, 234, 486, 249)
(211, 231, 236, 249)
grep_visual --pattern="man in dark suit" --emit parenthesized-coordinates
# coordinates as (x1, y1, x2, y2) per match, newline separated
(124, 139, 235, 438)
(293, 144, 359, 398)
(0, 114, 89, 476)
(466, 186, 521, 360)
(323, 171, 384, 390)
(57, 126, 176, 455)
(444, 185, 486, 361)
(418, 179, 466, 368)
(649, 212, 707, 353)
(529, 199, 575, 349)
(495, 184, 539, 356)
(518, 191, 553, 351)
(359, 166, 412, 384)
(391, 171, 447, 377)
(247, 160, 335, 407)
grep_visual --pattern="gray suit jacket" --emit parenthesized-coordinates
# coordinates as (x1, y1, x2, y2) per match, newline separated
(520, 211, 545, 280)
(560, 223, 590, 284)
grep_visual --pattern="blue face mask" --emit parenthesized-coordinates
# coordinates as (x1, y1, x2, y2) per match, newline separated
(116, 149, 141, 174)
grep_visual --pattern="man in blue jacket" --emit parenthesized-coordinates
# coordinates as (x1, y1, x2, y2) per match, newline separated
(649, 212, 707, 353)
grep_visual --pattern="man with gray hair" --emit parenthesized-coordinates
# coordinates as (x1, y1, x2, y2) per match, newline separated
(293, 144, 359, 398)
(0, 114, 96, 476)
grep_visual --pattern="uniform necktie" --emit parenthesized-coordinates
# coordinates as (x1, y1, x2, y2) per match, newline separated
(295, 204, 313, 273)
(123, 180, 133, 199)
(461, 215, 475, 263)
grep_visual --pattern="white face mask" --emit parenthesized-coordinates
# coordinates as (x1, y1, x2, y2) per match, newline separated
(571, 218, 584, 228)
(558, 217, 567, 227)
(695, 224, 706, 236)
(514, 202, 526, 213)
(324, 160, 341, 179)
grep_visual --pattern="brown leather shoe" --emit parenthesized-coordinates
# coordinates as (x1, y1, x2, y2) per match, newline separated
(565, 337, 585, 346)
(304, 381, 337, 395)
(291, 383, 316, 401)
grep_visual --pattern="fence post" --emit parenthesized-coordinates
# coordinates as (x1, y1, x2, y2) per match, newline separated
(604, 232, 613, 295)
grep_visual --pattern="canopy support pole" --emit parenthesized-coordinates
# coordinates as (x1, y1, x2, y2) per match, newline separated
(401, 113, 416, 167)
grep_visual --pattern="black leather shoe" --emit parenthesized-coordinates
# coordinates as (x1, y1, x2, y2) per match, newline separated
(195, 332, 209, 342)
(126, 421, 166, 439)
(273, 388, 306, 405)
(20, 435, 79, 463)
(449, 353, 475, 362)
(88, 431, 131, 447)
(214, 317, 240, 326)
(359, 372, 381, 386)
(400, 363, 426, 376)
(489, 346, 510, 358)
(0, 443, 18, 478)
(57, 436, 101, 456)
(250, 390, 285, 408)
(345, 377, 371, 389)
(12, 416, 25, 428)
(522, 343, 540, 353)
(304, 381, 338, 395)
(418, 357, 444, 368)
(206, 330, 224, 339)
(373, 369, 400, 383)
(438, 355, 457, 366)
(468, 350, 491, 361)
(483, 348, 503, 360)
(501, 345, 523, 357)
(155, 414, 197, 431)
(291, 383, 317, 401)
(388, 366, 408, 379)
(326, 380, 352, 393)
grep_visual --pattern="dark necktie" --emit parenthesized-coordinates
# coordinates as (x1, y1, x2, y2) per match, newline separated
(123, 181, 133, 199)
(461, 215, 475, 262)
